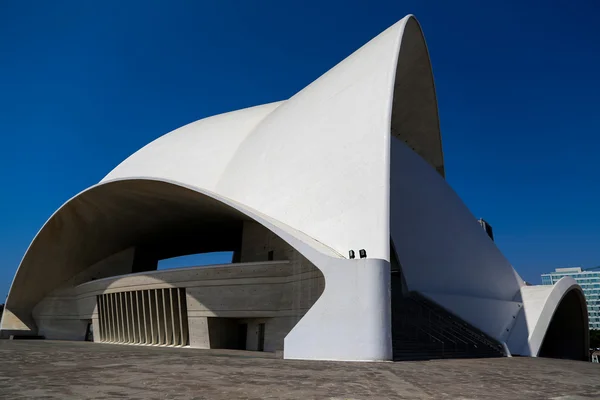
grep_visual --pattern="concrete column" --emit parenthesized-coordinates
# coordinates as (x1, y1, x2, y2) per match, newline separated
(127, 291, 137, 344)
(188, 317, 209, 348)
(131, 291, 137, 343)
(116, 292, 122, 343)
(132, 292, 138, 343)
(180, 289, 189, 346)
(149, 290, 157, 345)
(113, 293, 120, 342)
(92, 317, 101, 343)
(105, 294, 110, 342)
(119, 292, 127, 343)
(106, 294, 113, 342)
(176, 289, 185, 346)
(120, 292, 127, 343)
(96, 296, 103, 342)
(101, 295, 108, 342)
(169, 289, 179, 346)
(106, 294, 112, 342)
(124, 292, 130, 343)
(95, 296, 102, 342)
(140, 290, 148, 344)
(155, 289, 163, 345)
(162, 288, 171, 345)
(115, 293, 121, 342)
(100, 295, 107, 342)
(128, 292, 134, 343)
(111, 293, 119, 343)
(126, 292, 132, 343)
(128, 291, 136, 344)
(135, 291, 142, 344)
(115, 292, 121, 343)
(144, 290, 153, 345)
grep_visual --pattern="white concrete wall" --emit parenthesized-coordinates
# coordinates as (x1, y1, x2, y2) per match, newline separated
(390, 137, 523, 301)
(390, 136, 524, 344)
(188, 316, 210, 348)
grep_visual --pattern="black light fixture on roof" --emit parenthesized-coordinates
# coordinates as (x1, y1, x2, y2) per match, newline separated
(359, 249, 367, 259)
(349, 250, 355, 259)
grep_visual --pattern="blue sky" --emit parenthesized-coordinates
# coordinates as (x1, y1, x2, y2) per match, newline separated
(0, 1, 599, 300)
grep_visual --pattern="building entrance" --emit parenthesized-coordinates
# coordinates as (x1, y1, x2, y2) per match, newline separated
(237, 323, 247, 350)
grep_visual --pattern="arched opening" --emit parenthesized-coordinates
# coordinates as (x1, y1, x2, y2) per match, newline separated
(391, 16, 444, 177)
(539, 289, 589, 361)
(2, 179, 324, 352)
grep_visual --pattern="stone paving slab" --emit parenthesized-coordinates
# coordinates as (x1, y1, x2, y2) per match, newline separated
(0, 340, 599, 399)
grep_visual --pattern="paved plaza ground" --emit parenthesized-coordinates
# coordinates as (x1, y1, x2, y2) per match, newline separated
(0, 340, 599, 399)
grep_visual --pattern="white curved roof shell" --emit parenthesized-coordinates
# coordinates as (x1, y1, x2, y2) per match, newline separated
(103, 15, 443, 262)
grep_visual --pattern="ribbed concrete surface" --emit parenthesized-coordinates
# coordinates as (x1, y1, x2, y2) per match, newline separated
(0, 340, 599, 399)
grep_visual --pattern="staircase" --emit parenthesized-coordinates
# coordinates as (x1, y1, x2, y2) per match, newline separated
(392, 280, 505, 361)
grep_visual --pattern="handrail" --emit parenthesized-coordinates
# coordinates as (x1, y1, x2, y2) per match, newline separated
(408, 298, 468, 347)
(430, 311, 473, 346)
(392, 291, 506, 359)
(409, 292, 504, 351)
(400, 311, 460, 347)
(427, 312, 484, 347)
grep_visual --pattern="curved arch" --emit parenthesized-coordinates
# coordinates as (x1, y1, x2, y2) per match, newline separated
(538, 288, 589, 360)
(1, 178, 391, 361)
(514, 277, 589, 359)
(1, 178, 334, 333)
(391, 16, 444, 177)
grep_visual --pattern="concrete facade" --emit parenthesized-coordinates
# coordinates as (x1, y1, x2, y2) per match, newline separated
(29, 221, 323, 353)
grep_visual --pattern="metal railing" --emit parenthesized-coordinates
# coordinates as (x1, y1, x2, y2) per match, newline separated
(392, 291, 504, 359)
(409, 292, 504, 352)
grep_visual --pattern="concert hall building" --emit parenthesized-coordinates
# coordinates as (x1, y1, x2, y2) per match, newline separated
(0, 15, 589, 361)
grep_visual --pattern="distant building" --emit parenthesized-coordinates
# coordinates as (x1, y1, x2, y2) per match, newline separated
(542, 267, 600, 330)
